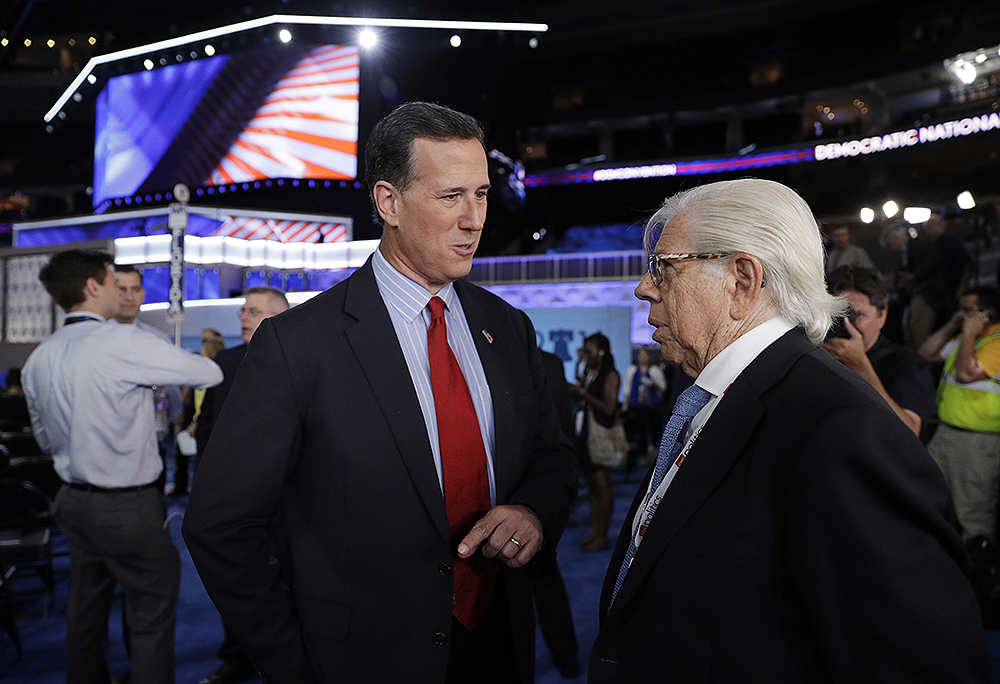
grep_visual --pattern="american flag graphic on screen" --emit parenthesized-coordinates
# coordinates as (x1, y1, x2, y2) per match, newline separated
(209, 217, 349, 243)
(207, 45, 359, 186)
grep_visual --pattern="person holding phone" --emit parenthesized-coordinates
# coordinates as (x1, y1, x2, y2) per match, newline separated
(919, 286, 1000, 543)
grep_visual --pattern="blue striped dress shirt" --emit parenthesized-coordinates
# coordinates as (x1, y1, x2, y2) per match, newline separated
(372, 248, 497, 503)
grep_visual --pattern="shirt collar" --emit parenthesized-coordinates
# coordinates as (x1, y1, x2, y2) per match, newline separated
(63, 311, 106, 324)
(372, 247, 456, 322)
(695, 316, 794, 397)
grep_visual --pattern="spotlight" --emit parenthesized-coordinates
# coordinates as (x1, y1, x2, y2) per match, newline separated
(903, 207, 931, 224)
(953, 59, 977, 85)
(72, 93, 82, 102)
(359, 29, 377, 49)
(46, 39, 55, 48)
(88, 36, 96, 45)
(205, 44, 215, 56)
(279, 29, 292, 43)
(860, 207, 875, 224)
(529, 37, 538, 48)
(882, 201, 899, 218)
(23, 38, 31, 47)
(450, 35, 462, 48)
(957, 191, 976, 209)
(87, 74, 97, 84)
(144, 59, 154, 70)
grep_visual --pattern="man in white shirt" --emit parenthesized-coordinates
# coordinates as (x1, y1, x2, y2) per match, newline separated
(589, 179, 988, 684)
(23, 250, 222, 684)
(114, 263, 186, 493)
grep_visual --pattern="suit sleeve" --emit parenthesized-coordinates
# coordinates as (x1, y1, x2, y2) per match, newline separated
(182, 318, 315, 684)
(785, 405, 989, 683)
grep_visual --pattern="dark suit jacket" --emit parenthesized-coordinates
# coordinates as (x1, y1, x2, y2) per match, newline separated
(183, 259, 577, 684)
(590, 328, 988, 684)
(194, 344, 247, 454)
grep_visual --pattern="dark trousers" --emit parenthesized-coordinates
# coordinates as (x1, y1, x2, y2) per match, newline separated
(532, 562, 578, 669)
(55, 485, 180, 684)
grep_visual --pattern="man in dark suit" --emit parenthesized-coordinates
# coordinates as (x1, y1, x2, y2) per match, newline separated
(193, 287, 289, 462)
(191, 286, 287, 684)
(589, 178, 989, 683)
(183, 102, 576, 684)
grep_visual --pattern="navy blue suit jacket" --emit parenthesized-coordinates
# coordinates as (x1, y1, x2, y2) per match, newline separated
(590, 328, 988, 683)
(183, 258, 576, 684)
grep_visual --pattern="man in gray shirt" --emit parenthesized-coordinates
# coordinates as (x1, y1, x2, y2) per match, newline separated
(23, 250, 222, 684)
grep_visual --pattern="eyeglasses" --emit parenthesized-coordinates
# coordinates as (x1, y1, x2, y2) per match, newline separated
(646, 252, 731, 285)
(238, 306, 269, 318)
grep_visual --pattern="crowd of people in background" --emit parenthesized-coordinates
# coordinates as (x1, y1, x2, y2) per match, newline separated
(3, 101, 997, 684)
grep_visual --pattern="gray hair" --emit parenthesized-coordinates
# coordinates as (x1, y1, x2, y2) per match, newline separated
(644, 179, 845, 344)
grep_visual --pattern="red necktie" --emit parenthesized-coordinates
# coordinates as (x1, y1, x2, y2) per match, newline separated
(427, 295, 495, 631)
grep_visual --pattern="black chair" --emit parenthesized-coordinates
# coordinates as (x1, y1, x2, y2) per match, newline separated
(0, 395, 30, 433)
(0, 433, 42, 459)
(0, 547, 22, 659)
(2, 456, 61, 501)
(0, 478, 55, 617)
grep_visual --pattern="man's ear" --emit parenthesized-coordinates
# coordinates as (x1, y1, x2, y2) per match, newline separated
(728, 253, 767, 320)
(373, 181, 399, 228)
(83, 276, 103, 300)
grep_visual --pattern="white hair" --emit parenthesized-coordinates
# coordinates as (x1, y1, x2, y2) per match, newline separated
(644, 178, 846, 344)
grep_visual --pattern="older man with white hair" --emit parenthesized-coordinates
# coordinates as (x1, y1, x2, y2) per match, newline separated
(589, 179, 988, 684)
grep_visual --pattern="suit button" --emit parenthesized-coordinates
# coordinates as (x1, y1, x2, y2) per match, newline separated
(433, 632, 447, 646)
(439, 563, 452, 576)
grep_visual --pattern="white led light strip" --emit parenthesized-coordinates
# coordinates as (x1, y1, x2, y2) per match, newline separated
(45, 14, 548, 122)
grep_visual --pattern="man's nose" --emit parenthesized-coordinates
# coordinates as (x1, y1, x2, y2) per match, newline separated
(635, 272, 659, 302)
(460, 197, 486, 231)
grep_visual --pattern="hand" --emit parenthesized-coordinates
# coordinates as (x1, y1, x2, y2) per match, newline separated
(457, 504, 543, 569)
(962, 310, 988, 338)
(568, 383, 582, 396)
(821, 318, 867, 370)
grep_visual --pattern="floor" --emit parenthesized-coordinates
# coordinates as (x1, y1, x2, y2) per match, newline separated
(2, 469, 998, 683)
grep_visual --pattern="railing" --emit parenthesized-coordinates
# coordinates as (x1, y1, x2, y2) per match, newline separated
(468, 250, 645, 285)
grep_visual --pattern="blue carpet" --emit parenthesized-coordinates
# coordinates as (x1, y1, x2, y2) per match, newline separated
(3, 470, 998, 682)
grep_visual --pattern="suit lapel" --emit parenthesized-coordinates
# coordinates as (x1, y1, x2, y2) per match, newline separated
(605, 329, 814, 616)
(343, 259, 452, 543)
(454, 280, 517, 503)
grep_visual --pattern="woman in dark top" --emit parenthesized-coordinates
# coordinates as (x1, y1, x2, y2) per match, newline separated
(570, 333, 621, 551)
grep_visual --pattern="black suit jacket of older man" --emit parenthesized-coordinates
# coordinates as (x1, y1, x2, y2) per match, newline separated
(182, 257, 577, 684)
(590, 328, 989, 684)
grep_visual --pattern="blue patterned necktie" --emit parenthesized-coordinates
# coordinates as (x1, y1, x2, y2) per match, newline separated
(610, 383, 713, 606)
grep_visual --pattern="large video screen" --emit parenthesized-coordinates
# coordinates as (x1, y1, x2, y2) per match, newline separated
(94, 44, 359, 207)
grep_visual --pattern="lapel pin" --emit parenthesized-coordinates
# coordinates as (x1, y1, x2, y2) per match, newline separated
(482, 329, 493, 344)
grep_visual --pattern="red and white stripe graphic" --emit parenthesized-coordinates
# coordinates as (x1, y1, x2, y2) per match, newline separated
(208, 45, 359, 186)
(208, 217, 349, 244)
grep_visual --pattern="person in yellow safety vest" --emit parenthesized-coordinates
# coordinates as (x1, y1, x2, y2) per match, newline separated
(919, 286, 1000, 542)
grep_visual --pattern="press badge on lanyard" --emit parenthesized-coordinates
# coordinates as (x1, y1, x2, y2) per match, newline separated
(631, 423, 705, 544)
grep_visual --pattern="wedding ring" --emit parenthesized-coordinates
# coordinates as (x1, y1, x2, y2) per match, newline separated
(510, 537, 522, 549)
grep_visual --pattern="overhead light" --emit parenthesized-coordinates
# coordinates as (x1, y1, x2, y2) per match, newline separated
(204, 44, 215, 56)
(882, 201, 899, 218)
(450, 34, 461, 48)
(143, 59, 154, 70)
(279, 29, 292, 43)
(953, 59, 977, 84)
(957, 191, 976, 210)
(528, 37, 538, 49)
(359, 29, 376, 48)
(860, 207, 875, 224)
(87, 74, 97, 84)
(903, 207, 932, 224)
(976, 53, 988, 63)
(44, 15, 548, 122)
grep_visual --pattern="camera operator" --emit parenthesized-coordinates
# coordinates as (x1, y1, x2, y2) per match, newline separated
(823, 266, 936, 437)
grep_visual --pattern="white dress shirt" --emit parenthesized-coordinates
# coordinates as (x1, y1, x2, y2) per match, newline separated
(23, 312, 223, 487)
(372, 248, 497, 503)
(628, 316, 794, 555)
